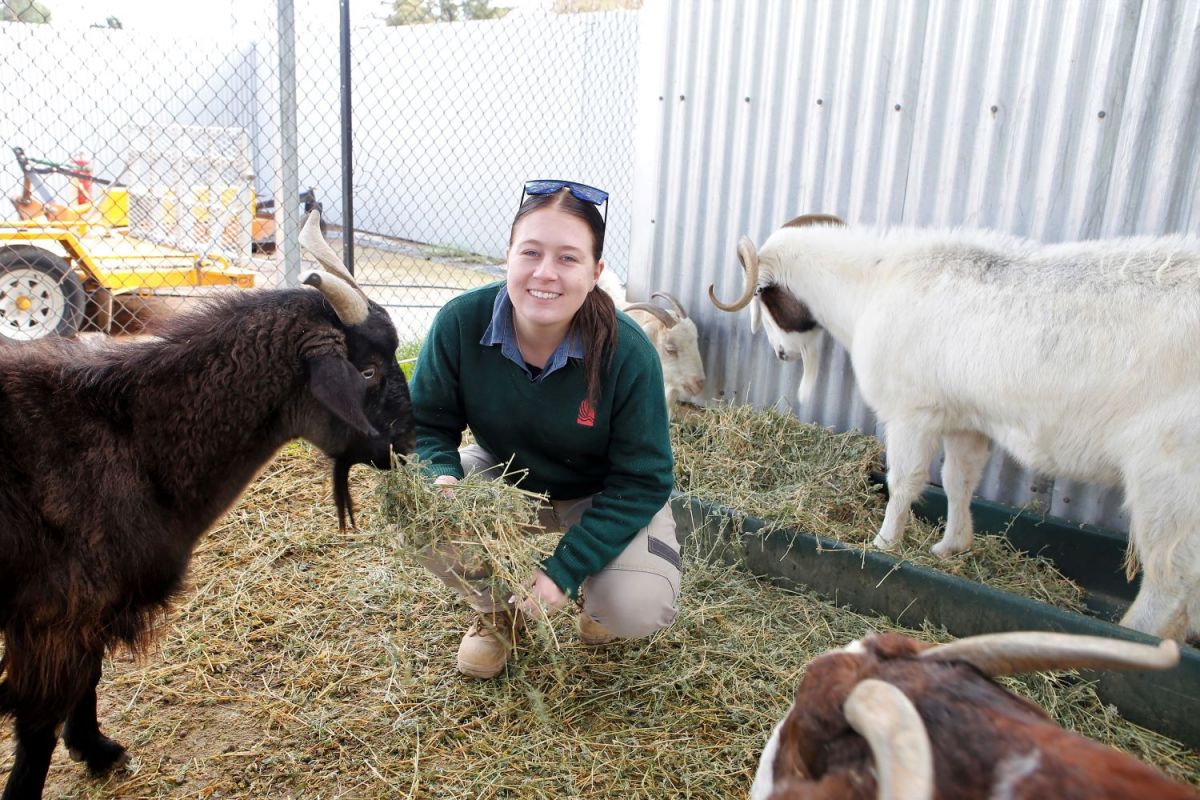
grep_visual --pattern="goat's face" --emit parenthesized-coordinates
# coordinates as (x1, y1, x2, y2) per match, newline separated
(335, 302, 416, 467)
(296, 211, 416, 528)
(752, 632, 1183, 800)
(659, 317, 706, 398)
(624, 295, 707, 402)
(710, 233, 826, 406)
(303, 301, 415, 529)
(753, 280, 824, 406)
(751, 634, 920, 800)
(754, 283, 820, 360)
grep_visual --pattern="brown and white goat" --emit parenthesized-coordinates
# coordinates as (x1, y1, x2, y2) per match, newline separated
(751, 631, 1194, 800)
(0, 213, 414, 800)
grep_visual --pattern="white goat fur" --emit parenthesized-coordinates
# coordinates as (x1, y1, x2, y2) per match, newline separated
(741, 222, 1200, 640)
(597, 271, 706, 407)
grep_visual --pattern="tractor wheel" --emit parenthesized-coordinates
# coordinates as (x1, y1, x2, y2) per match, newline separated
(0, 245, 86, 341)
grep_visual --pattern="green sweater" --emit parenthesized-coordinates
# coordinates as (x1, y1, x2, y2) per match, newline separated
(410, 282, 674, 598)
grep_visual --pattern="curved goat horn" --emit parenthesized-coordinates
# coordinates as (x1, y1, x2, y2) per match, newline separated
(844, 679, 934, 800)
(921, 632, 1180, 677)
(298, 211, 362, 292)
(624, 302, 678, 329)
(651, 291, 688, 319)
(708, 235, 760, 312)
(301, 270, 368, 326)
(782, 212, 846, 229)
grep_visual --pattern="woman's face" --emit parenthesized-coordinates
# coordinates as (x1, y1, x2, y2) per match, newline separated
(506, 205, 605, 339)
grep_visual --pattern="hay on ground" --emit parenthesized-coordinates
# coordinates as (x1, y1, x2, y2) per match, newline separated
(2, 444, 1195, 798)
(671, 403, 1088, 613)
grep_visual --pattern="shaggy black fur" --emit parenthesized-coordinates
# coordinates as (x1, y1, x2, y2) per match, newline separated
(0, 288, 413, 800)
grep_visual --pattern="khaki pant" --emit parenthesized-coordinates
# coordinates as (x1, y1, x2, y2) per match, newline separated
(421, 444, 681, 639)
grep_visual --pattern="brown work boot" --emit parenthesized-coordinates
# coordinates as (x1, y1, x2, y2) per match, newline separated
(457, 609, 524, 679)
(576, 612, 617, 645)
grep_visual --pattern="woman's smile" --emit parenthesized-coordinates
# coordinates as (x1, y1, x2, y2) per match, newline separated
(506, 206, 605, 343)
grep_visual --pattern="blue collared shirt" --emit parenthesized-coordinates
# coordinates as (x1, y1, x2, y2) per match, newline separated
(480, 287, 584, 382)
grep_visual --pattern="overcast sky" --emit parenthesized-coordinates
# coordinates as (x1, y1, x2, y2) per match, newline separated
(47, 0, 246, 33)
(44, 0, 534, 34)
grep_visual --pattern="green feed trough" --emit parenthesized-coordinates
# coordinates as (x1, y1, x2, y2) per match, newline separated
(670, 487, 1200, 749)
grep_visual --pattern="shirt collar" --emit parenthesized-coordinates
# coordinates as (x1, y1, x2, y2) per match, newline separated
(481, 287, 584, 382)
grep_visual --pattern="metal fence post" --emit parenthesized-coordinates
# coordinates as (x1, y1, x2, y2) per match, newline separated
(275, 0, 301, 287)
(339, 0, 354, 275)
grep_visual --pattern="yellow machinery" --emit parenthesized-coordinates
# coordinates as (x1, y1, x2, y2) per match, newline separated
(0, 221, 257, 340)
(2, 145, 259, 341)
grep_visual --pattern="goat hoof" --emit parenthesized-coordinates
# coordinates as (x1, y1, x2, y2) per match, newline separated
(88, 745, 130, 777)
(89, 740, 130, 777)
(871, 535, 897, 551)
(931, 541, 968, 558)
(66, 735, 130, 776)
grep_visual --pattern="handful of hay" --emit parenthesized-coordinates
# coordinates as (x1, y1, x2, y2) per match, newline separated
(672, 403, 1087, 612)
(375, 457, 561, 619)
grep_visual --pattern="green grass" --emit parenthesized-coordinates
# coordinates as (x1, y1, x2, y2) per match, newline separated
(424, 243, 504, 267)
(396, 340, 422, 380)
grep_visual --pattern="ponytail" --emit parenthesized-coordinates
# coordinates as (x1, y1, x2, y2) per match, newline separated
(575, 283, 618, 409)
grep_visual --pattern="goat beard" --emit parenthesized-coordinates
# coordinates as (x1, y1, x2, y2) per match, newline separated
(796, 330, 824, 406)
(332, 457, 356, 531)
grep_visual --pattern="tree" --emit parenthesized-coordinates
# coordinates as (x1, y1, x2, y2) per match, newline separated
(1, 0, 52, 23)
(90, 15, 122, 29)
(384, 0, 511, 26)
(552, 0, 641, 11)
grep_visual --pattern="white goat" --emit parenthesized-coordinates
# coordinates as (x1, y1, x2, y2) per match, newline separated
(598, 271, 706, 407)
(709, 214, 1200, 640)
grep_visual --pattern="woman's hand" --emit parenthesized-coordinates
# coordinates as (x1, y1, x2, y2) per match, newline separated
(516, 569, 568, 618)
(433, 474, 459, 498)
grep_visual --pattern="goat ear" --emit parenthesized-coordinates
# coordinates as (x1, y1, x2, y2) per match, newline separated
(750, 295, 762, 334)
(307, 355, 379, 437)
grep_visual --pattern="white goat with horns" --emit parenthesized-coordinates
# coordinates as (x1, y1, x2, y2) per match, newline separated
(598, 271, 706, 409)
(709, 214, 1200, 640)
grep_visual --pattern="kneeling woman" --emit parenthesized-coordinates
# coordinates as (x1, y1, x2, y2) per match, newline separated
(409, 180, 680, 678)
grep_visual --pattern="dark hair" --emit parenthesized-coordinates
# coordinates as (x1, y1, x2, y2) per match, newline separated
(511, 187, 606, 259)
(509, 188, 616, 409)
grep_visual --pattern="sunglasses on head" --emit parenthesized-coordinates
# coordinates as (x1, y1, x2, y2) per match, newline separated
(521, 179, 609, 224)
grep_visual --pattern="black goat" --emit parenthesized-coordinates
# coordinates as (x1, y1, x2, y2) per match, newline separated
(0, 213, 414, 799)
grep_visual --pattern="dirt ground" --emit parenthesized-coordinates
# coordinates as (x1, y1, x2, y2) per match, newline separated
(98, 232, 502, 343)
(344, 235, 503, 343)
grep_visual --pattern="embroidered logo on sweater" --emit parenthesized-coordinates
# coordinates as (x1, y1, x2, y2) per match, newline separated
(576, 399, 595, 427)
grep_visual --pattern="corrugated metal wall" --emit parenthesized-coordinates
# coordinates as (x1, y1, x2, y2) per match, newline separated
(629, 0, 1200, 531)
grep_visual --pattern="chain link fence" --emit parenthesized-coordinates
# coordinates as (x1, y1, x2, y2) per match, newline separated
(0, 0, 641, 343)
